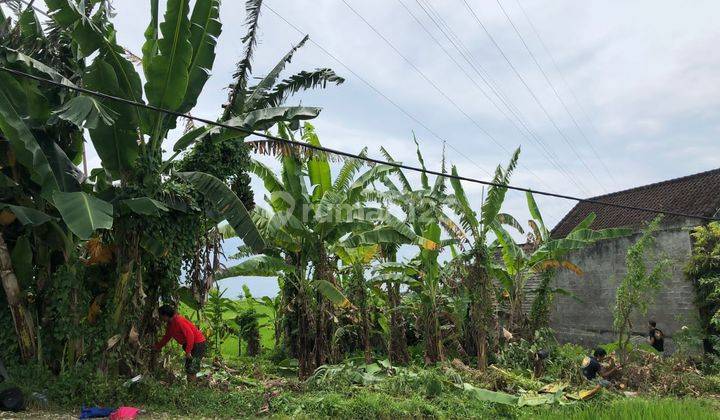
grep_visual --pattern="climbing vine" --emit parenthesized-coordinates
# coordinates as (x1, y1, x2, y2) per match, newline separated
(686, 221, 720, 351)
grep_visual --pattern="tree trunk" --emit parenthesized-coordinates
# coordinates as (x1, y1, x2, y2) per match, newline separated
(246, 330, 260, 356)
(387, 281, 409, 365)
(353, 267, 372, 364)
(0, 232, 37, 362)
(465, 249, 495, 370)
(297, 285, 315, 379)
(313, 245, 335, 366)
(281, 273, 300, 358)
(423, 298, 443, 364)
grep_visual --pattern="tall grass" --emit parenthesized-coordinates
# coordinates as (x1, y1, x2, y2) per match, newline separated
(530, 398, 720, 420)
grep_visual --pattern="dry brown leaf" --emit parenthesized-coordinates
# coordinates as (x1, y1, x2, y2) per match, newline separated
(87, 296, 102, 324)
(85, 238, 115, 265)
(107, 334, 121, 350)
(129, 325, 139, 346)
(0, 210, 16, 226)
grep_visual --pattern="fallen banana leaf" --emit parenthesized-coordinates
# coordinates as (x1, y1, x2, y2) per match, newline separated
(517, 393, 559, 407)
(539, 383, 568, 394)
(566, 385, 602, 400)
(489, 365, 544, 390)
(462, 383, 519, 405)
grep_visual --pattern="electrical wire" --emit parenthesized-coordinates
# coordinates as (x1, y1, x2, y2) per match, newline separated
(262, 3, 493, 178)
(495, 0, 616, 188)
(459, 0, 608, 193)
(0, 64, 716, 223)
(397, 0, 579, 193)
(512, 0, 618, 186)
(10, 0, 494, 178)
(411, 0, 591, 196)
(339, 0, 549, 188)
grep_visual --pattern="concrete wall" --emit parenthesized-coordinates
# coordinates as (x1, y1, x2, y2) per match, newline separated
(549, 221, 700, 351)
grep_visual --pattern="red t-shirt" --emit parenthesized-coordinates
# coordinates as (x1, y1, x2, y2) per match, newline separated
(154, 314, 206, 356)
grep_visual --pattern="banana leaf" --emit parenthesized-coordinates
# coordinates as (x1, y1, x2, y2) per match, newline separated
(179, 0, 221, 113)
(144, 0, 192, 112)
(52, 191, 114, 240)
(178, 171, 265, 252)
(0, 203, 54, 226)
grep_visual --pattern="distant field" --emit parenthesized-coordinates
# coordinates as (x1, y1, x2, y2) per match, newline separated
(220, 299, 276, 358)
(180, 299, 276, 358)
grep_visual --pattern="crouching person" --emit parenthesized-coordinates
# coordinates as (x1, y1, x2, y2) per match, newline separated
(582, 347, 620, 388)
(154, 305, 207, 382)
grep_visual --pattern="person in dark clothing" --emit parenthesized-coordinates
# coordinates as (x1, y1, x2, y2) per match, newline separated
(582, 347, 620, 387)
(533, 349, 549, 378)
(154, 305, 207, 382)
(648, 320, 665, 353)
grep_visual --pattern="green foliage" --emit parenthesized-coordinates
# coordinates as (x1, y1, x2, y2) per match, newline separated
(235, 307, 263, 356)
(613, 216, 670, 357)
(204, 288, 237, 356)
(175, 136, 255, 210)
(687, 222, 720, 344)
(51, 191, 113, 240)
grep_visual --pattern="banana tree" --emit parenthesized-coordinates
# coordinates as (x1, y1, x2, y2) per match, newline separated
(365, 140, 452, 364)
(445, 148, 522, 369)
(0, 5, 108, 362)
(492, 192, 632, 334)
(333, 244, 381, 364)
(220, 123, 435, 375)
(38, 0, 344, 359)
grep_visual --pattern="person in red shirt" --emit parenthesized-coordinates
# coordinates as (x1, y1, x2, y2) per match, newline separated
(154, 305, 207, 382)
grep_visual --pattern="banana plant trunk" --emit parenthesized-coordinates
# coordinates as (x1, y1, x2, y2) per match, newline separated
(0, 232, 37, 362)
(313, 245, 335, 367)
(387, 281, 409, 365)
(466, 248, 496, 370)
(352, 265, 373, 364)
(297, 283, 315, 379)
(423, 295, 443, 364)
(508, 278, 525, 333)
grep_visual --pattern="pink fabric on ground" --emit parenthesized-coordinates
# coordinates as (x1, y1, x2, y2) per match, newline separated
(109, 406, 140, 420)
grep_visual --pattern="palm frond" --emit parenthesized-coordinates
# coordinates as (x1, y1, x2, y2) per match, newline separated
(260, 68, 344, 108)
(379, 146, 412, 192)
(481, 147, 520, 234)
(448, 165, 479, 240)
(224, 0, 263, 119)
(229, 245, 257, 260)
(332, 147, 367, 193)
(244, 35, 310, 110)
(413, 132, 429, 189)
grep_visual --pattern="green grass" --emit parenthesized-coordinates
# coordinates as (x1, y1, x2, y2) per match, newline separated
(6, 358, 720, 419)
(526, 398, 720, 420)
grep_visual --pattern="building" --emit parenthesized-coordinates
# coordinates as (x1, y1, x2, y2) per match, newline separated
(546, 168, 720, 349)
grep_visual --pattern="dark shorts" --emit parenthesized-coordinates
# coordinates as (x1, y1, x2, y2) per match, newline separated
(184, 341, 206, 374)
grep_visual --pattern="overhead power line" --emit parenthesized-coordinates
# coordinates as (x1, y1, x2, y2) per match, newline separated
(459, 0, 608, 193)
(1, 65, 717, 223)
(410, 0, 591, 196)
(12, 0, 494, 178)
(339, 0, 550, 189)
(512, 0, 618, 186)
(262, 3, 492, 178)
(494, 0, 616, 187)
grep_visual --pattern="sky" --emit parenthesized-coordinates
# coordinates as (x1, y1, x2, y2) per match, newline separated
(12, 0, 720, 297)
